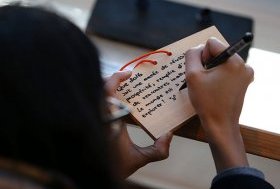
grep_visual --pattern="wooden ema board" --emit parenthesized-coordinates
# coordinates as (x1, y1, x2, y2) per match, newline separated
(116, 26, 228, 139)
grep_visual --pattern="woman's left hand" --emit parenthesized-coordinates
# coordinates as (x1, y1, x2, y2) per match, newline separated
(105, 71, 173, 179)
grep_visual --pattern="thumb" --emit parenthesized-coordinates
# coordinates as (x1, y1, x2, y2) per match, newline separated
(111, 70, 132, 82)
(105, 70, 132, 95)
(140, 132, 173, 163)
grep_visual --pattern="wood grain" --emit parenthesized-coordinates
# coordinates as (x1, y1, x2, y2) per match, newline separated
(116, 26, 227, 139)
(125, 116, 280, 161)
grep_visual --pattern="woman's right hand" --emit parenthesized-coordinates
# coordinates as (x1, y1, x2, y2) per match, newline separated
(185, 38, 254, 172)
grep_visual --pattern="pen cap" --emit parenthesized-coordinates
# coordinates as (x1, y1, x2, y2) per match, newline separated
(243, 32, 254, 43)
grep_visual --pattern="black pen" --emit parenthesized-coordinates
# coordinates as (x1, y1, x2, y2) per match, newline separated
(179, 32, 254, 91)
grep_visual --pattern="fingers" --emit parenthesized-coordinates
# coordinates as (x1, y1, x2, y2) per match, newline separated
(185, 38, 250, 80)
(202, 37, 227, 62)
(245, 64, 254, 83)
(203, 38, 246, 70)
(186, 38, 227, 74)
(139, 132, 173, 163)
(153, 132, 173, 160)
(111, 70, 132, 82)
(105, 70, 132, 95)
(185, 45, 204, 75)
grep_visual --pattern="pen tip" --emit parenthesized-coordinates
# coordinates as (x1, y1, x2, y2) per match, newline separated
(243, 32, 254, 43)
(179, 83, 186, 91)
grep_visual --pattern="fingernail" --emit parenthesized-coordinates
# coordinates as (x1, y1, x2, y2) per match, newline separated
(122, 68, 131, 72)
(197, 44, 204, 48)
(121, 69, 131, 74)
(209, 36, 218, 40)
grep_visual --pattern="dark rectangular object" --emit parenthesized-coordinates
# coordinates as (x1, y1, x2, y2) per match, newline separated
(86, 0, 254, 60)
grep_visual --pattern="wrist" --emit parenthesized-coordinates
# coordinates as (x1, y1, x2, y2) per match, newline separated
(201, 120, 249, 173)
(200, 117, 240, 140)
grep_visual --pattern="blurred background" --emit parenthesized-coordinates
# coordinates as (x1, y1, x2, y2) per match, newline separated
(1, 0, 279, 189)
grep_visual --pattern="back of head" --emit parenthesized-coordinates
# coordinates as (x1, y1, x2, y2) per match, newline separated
(0, 5, 115, 189)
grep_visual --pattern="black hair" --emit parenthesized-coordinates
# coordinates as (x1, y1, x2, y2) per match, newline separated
(0, 5, 115, 189)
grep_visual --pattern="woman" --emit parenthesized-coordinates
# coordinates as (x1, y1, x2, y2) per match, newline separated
(0, 5, 274, 189)
(0, 5, 172, 189)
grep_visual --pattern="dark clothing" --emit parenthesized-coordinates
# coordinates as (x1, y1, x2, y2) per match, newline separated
(211, 167, 275, 189)
(212, 175, 274, 189)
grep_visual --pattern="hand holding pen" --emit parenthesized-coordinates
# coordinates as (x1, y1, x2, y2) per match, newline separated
(183, 37, 254, 173)
(179, 32, 253, 90)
